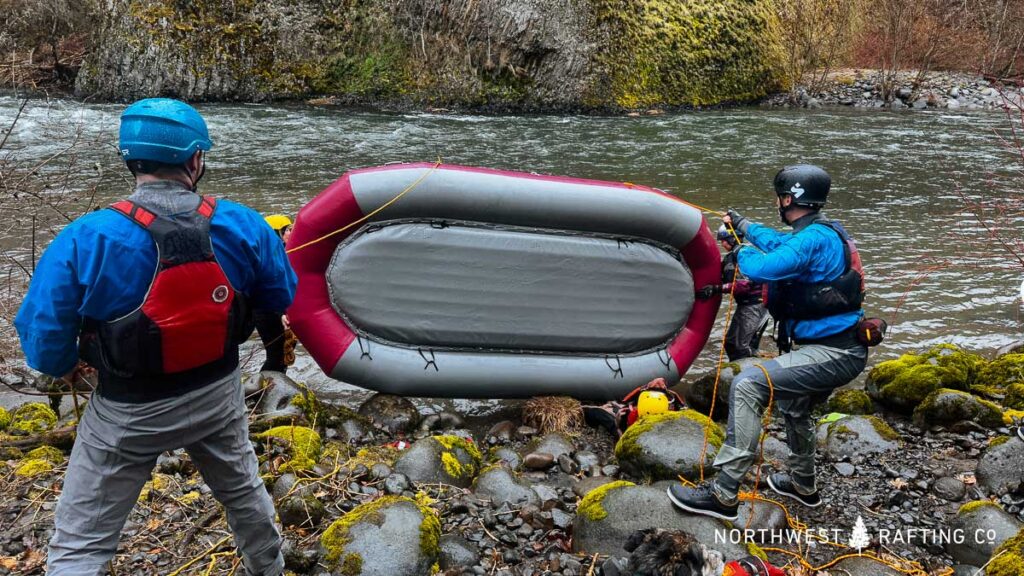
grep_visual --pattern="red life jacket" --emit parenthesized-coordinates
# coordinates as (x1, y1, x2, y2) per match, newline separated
(81, 197, 251, 378)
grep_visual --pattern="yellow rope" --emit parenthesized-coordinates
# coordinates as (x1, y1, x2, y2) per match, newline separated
(285, 158, 443, 255)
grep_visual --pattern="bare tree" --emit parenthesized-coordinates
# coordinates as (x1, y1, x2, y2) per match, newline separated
(776, 0, 861, 97)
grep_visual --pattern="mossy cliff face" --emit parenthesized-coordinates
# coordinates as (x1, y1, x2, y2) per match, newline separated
(75, 0, 785, 108)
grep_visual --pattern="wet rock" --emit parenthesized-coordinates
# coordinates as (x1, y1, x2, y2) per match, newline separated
(951, 565, 981, 576)
(681, 361, 754, 418)
(273, 473, 302, 500)
(977, 436, 1024, 496)
(834, 462, 856, 477)
(394, 435, 482, 487)
(472, 466, 540, 506)
(531, 483, 559, 505)
(490, 447, 521, 470)
(557, 453, 578, 474)
(759, 435, 790, 467)
(383, 473, 410, 495)
(572, 483, 751, 559)
(912, 389, 1004, 429)
(418, 411, 465, 433)
(319, 497, 439, 576)
(574, 450, 600, 472)
(486, 420, 517, 443)
(945, 501, 1021, 565)
(358, 394, 420, 435)
(733, 500, 788, 544)
(255, 371, 304, 419)
(525, 433, 574, 460)
(522, 452, 555, 470)
(823, 415, 900, 461)
(614, 411, 720, 481)
(279, 494, 325, 528)
(996, 340, 1024, 357)
(282, 537, 320, 573)
(572, 476, 618, 498)
(933, 476, 967, 502)
(438, 534, 478, 570)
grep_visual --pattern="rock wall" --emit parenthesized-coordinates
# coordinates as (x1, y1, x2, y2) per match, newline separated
(74, 0, 785, 109)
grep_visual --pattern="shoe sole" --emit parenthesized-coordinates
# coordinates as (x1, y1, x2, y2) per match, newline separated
(766, 475, 823, 508)
(665, 487, 739, 522)
(1018, 427, 1024, 442)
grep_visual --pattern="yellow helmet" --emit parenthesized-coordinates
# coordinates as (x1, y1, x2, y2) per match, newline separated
(265, 214, 292, 232)
(637, 390, 670, 418)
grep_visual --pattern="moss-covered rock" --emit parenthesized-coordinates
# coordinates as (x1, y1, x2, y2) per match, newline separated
(394, 435, 482, 487)
(912, 389, 1005, 429)
(9, 402, 58, 435)
(826, 388, 874, 415)
(14, 459, 54, 477)
(319, 496, 440, 576)
(948, 499, 1022, 566)
(1005, 383, 1024, 410)
(0, 406, 10, 431)
(867, 345, 982, 412)
(576, 480, 635, 522)
(823, 415, 900, 461)
(614, 409, 723, 481)
(988, 526, 1024, 576)
(976, 353, 1024, 390)
(258, 426, 322, 473)
(76, 0, 786, 110)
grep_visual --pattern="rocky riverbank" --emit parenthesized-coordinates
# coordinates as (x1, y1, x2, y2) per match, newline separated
(2, 343, 1024, 575)
(762, 69, 1024, 111)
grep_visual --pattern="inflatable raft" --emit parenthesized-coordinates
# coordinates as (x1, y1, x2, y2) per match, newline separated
(287, 163, 720, 399)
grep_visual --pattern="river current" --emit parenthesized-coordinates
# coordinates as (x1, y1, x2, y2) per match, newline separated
(2, 97, 1022, 409)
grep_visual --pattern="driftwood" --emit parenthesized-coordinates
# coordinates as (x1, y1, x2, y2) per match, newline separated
(1, 425, 77, 451)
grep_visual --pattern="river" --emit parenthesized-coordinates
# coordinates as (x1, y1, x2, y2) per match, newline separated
(2, 97, 1022, 411)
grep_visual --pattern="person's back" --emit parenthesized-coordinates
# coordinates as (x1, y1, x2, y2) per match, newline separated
(15, 98, 296, 576)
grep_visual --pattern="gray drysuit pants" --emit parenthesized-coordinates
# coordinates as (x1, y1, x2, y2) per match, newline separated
(47, 370, 284, 576)
(711, 343, 868, 502)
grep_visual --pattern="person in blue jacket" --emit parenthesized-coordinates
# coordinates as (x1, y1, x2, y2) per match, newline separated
(15, 98, 296, 575)
(667, 164, 868, 521)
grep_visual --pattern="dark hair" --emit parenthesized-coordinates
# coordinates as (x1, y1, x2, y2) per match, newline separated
(126, 159, 187, 176)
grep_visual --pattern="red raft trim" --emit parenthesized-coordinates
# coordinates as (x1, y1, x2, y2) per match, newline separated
(287, 163, 720, 379)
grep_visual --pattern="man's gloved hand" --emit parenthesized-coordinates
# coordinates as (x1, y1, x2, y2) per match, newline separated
(725, 209, 750, 235)
(697, 285, 723, 299)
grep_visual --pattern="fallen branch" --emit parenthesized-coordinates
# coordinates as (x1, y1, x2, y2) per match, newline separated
(0, 425, 77, 450)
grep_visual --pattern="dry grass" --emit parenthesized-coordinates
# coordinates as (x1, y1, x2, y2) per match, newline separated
(521, 396, 583, 435)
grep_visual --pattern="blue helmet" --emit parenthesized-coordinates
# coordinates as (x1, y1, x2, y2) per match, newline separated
(118, 98, 212, 165)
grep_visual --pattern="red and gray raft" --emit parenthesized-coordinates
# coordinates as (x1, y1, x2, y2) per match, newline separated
(287, 163, 720, 399)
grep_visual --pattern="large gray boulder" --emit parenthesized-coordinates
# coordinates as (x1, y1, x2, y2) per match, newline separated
(614, 411, 721, 481)
(945, 501, 1021, 566)
(472, 466, 540, 507)
(394, 435, 482, 488)
(976, 436, 1024, 496)
(572, 483, 757, 559)
(319, 497, 440, 576)
(823, 416, 901, 462)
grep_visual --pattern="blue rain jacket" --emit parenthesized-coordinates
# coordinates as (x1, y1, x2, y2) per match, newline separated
(737, 217, 862, 341)
(15, 185, 297, 377)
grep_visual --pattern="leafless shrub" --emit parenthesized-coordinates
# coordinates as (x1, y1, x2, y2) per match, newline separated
(776, 0, 861, 97)
(0, 0, 99, 90)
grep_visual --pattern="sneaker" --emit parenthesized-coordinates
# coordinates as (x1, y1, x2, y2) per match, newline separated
(766, 472, 822, 508)
(666, 482, 739, 521)
(1018, 426, 1023, 442)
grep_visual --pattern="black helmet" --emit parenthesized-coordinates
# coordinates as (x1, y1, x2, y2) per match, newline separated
(773, 164, 830, 207)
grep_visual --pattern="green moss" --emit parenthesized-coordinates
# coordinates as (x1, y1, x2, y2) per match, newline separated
(258, 426, 322, 472)
(865, 416, 901, 442)
(988, 527, 1024, 576)
(0, 407, 10, 431)
(958, 500, 1001, 516)
(1004, 409, 1024, 426)
(576, 480, 636, 522)
(616, 409, 724, 459)
(1005, 383, 1024, 410)
(25, 446, 64, 464)
(827, 389, 873, 415)
(433, 435, 482, 481)
(990, 435, 1011, 448)
(870, 345, 983, 412)
(320, 496, 440, 570)
(977, 353, 1024, 389)
(340, 553, 363, 576)
(10, 403, 58, 434)
(746, 542, 767, 561)
(912, 389, 1005, 429)
(588, 0, 785, 108)
(344, 445, 398, 469)
(289, 385, 323, 424)
(14, 458, 53, 477)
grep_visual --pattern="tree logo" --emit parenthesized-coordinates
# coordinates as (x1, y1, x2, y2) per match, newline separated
(849, 515, 870, 554)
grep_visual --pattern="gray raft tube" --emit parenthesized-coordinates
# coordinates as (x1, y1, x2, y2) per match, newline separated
(287, 163, 722, 399)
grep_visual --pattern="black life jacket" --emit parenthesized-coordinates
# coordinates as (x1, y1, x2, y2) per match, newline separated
(765, 219, 865, 322)
(80, 197, 252, 379)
